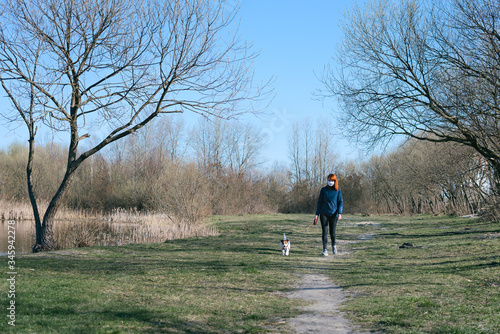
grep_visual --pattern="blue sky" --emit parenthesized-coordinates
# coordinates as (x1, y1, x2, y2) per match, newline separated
(237, 0, 361, 166)
(0, 0, 362, 167)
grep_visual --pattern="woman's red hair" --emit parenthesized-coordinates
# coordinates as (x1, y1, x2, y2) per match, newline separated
(327, 173, 339, 191)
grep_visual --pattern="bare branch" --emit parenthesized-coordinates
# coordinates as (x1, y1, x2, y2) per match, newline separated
(321, 0, 500, 185)
(0, 0, 270, 251)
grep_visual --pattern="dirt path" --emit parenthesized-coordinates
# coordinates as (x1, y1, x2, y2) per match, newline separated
(283, 274, 370, 334)
(273, 221, 379, 333)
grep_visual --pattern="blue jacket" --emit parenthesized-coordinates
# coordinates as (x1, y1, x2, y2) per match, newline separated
(315, 186, 343, 216)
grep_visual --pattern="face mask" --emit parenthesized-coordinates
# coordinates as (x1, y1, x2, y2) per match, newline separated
(327, 180, 335, 187)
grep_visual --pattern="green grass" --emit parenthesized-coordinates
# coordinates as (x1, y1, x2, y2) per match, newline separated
(1, 214, 499, 333)
(329, 215, 500, 334)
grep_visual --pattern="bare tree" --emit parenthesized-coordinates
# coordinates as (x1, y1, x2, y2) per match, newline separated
(191, 117, 225, 176)
(223, 121, 263, 176)
(288, 118, 337, 185)
(191, 117, 263, 175)
(0, 0, 266, 251)
(362, 139, 487, 215)
(287, 118, 338, 212)
(320, 0, 500, 194)
(289, 122, 303, 184)
(156, 117, 186, 162)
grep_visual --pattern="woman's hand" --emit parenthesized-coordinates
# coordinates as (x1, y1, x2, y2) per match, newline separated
(338, 214, 342, 220)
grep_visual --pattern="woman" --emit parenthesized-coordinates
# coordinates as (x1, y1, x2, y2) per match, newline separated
(315, 174, 343, 256)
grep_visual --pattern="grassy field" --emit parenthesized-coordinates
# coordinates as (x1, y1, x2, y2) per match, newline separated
(1, 214, 499, 333)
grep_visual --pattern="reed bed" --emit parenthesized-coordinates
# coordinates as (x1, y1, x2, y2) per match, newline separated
(0, 200, 101, 221)
(0, 201, 218, 251)
(54, 212, 219, 250)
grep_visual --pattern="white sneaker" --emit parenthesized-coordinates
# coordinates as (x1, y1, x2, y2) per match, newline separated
(321, 249, 328, 256)
(332, 246, 337, 254)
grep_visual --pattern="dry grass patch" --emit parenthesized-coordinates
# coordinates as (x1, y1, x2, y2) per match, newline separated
(54, 210, 219, 250)
(1, 201, 218, 252)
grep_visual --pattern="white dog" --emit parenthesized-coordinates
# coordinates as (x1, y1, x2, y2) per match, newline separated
(280, 233, 290, 256)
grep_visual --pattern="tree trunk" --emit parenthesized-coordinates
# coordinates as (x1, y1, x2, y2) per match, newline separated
(27, 131, 43, 252)
(491, 159, 500, 196)
(33, 89, 82, 252)
(488, 159, 500, 220)
(32, 168, 77, 252)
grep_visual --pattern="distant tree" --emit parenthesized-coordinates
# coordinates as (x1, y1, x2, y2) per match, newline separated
(288, 118, 337, 187)
(223, 121, 263, 176)
(191, 118, 226, 176)
(363, 139, 486, 215)
(321, 0, 500, 196)
(287, 118, 338, 213)
(191, 118, 263, 177)
(0, 0, 267, 251)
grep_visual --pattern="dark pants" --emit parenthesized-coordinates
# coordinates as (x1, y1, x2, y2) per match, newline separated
(320, 214, 338, 250)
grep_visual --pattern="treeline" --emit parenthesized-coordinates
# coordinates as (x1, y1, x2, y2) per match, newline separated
(1, 117, 497, 221)
(284, 120, 497, 219)
(1, 117, 286, 222)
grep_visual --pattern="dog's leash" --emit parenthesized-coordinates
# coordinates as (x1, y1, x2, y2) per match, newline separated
(306, 217, 318, 234)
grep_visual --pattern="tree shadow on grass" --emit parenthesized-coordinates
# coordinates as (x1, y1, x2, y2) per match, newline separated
(378, 229, 490, 239)
(39, 307, 221, 334)
(99, 310, 220, 334)
(19, 237, 316, 281)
